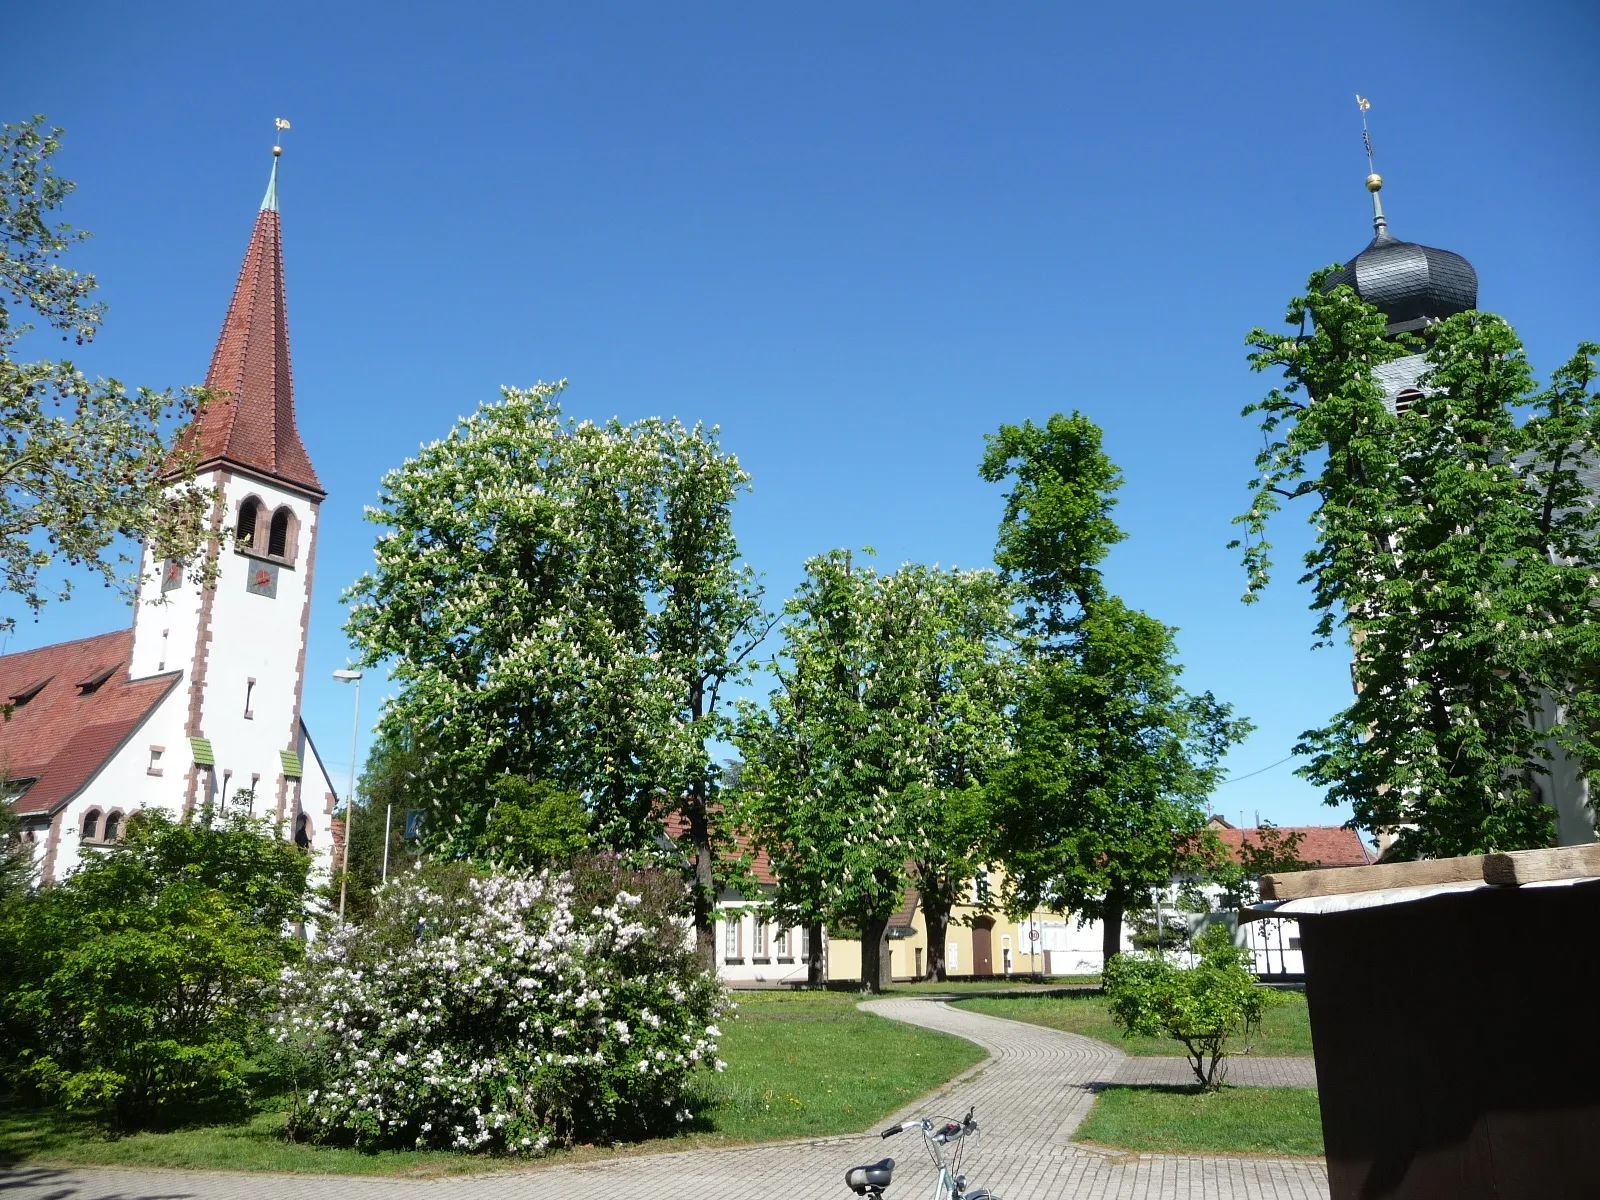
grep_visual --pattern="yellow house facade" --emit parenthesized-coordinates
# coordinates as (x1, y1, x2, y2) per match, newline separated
(716, 864, 1126, 984)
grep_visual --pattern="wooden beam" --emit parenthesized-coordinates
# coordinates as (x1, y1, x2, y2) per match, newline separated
(1261, 855, 1487, 901)
(1482, 843, 1600, 887)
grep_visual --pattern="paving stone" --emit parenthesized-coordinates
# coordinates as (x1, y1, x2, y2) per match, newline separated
(0, 998, 1329, 1200)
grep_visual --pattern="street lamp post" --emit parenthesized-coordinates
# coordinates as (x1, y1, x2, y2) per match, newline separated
(333, 668, 363, 921)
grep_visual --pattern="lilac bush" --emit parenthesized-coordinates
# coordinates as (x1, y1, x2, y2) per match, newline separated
(274, 862, 725, 1152)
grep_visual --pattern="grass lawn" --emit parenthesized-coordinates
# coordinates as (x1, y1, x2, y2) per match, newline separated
(0, 990, 985, 1175)
(1074, 1085, 1323, 1157)
(952, 989, 1313, 1057)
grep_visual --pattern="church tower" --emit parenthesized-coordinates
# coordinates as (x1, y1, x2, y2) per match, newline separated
(1321, 125, 1479, 415)
(128, 147, 326, 831)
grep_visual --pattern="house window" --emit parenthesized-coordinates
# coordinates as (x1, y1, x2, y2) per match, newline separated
(103, 811, 123, 841)
(775, 928, 790, 960)
(723, 916, 742, 963)
(973, 869, 991, 904)
(148, 746, 164, 777)
(82, 808, 101, 841)
(753, 921, 768, 961)
(948, 942, 959, 971)
(915, 947, 923, 978)
(800, 926, 811, 963)
(244, 679, 255, 720)
(236, 498, 260, 549)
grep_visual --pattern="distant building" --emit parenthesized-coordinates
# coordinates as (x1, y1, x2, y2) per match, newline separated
(665, 817, 1112, 983)
(1, 152, 338, 882)
(1187, 815, 1374, 976)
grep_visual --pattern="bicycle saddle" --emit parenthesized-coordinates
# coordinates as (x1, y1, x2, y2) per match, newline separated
(845, 1157, 895, 1194)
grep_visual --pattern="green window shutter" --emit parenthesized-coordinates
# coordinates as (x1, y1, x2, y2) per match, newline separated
(190, 737, 215, 766)
(280, 750, 303, 779)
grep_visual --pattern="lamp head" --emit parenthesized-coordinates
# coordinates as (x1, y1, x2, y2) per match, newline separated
(333, 669, 364, 682)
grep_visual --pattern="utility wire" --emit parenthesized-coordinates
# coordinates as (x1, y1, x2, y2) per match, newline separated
(1215, 753, 1296, 786)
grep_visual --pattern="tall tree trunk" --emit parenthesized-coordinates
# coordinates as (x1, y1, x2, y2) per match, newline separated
(1101, 896, 1125, 967)
(807, 922, 826, 985)
(919, 888, 952, 981)
(685, 782, 716, 966)
(859, 912, 892, 994)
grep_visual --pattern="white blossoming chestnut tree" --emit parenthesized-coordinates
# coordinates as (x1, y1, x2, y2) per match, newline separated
(274, 861, 726, 1152)
(343, 383, 770, 956)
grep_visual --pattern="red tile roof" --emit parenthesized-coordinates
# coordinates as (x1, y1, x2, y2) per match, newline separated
(0, 630, 180, 815)
(175, 187, 322, 497)
(662, 811, 777, 885)
(1210, 824, 1375, 869)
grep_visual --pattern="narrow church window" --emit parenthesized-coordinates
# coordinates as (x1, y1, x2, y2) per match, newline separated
(147, 746, 164, 777)
(82, 809, 101, 841)
(244, 678, 255, 719)
(268, 507, 292, 559)
(103, 811, 122, 841)
(158, 628, 169, 672)
(237, 498, 260, 548)
(294, 813, 312, 849)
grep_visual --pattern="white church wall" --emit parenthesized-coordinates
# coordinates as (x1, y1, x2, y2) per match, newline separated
(193, 471, 320, 823)
(49, 684, 191, 877)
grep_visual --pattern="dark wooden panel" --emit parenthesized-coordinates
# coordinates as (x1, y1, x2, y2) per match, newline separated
(1299, 879, 1600, 1200)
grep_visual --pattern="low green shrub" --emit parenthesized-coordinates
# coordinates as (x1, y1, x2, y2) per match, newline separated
(0, 810, 311, 1126)
(1102, 924, 1278, 1090)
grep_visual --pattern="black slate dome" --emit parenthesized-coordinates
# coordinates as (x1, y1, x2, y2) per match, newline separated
(1324, 227, 1478, 336)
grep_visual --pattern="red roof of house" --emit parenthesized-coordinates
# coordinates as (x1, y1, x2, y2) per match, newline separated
(1210, 823, 1375, 869)
(175, 163, 322, 497)
(662, 811, 778, 885)
(0, 630, 180, 816)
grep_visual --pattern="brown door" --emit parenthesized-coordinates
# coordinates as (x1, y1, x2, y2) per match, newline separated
(972, 919, 993, 976)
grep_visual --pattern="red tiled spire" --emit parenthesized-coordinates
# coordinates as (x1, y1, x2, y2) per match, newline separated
(179, 158, 323, 497)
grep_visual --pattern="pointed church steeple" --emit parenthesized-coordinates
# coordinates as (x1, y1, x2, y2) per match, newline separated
(180, 148, 323, 497)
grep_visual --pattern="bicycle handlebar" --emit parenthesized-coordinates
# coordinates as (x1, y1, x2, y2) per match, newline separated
(881, 1108, 979, 1142)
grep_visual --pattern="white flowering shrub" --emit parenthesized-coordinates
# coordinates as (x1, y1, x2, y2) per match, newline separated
(274, 859, 726, 1152)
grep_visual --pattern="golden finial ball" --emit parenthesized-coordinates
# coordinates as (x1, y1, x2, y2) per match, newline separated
(1366, 172, 1383, 193)
(273, 144, 282, 157)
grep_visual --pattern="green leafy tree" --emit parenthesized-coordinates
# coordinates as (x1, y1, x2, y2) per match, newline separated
(881, 564, 1019, 981)
(1103, 924, 1277, 1091)
(345, 384, 767, 954)
(333, 723, 428, 920)
(0, 809, 311, 1126)
(735, 551, 912, 992)
(0, 795, 33, 903)
(981, 415, 1250, 963)
(1, 115, 213, 636)
(1235, 269, 1600, 857)
(475, 775, 591, 871)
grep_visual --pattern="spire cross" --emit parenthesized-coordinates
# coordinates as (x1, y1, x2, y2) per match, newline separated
(1355, 94, 1388, 239)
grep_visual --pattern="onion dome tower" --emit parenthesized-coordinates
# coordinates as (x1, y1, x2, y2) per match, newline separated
(1323, 99, 1479, 414)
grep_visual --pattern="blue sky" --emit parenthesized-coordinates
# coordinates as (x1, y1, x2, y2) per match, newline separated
(4, 2, 1597, 827)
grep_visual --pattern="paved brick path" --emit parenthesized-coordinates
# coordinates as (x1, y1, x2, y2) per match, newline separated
(0, 998, 1329, 1200)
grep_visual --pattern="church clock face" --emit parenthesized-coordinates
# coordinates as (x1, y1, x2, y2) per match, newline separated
(246, 562, 280, 598)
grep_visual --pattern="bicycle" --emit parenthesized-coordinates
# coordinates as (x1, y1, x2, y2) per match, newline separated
(843, 1107, 997, 1200)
